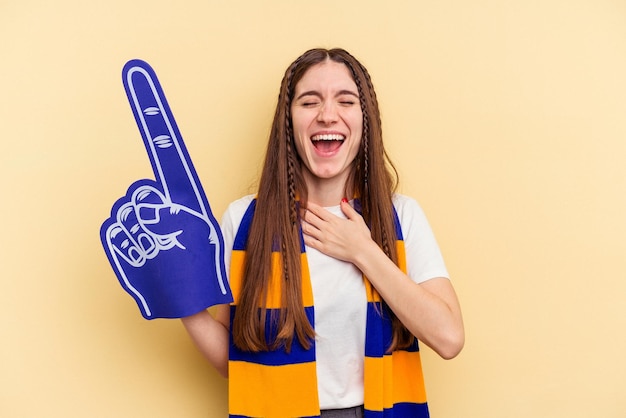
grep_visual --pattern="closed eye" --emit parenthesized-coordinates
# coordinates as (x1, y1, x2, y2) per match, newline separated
(295, 90, 322, 106)
(337, 90, 359, 106)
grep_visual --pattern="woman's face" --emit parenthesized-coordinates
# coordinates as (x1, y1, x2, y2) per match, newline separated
(291, 60, 363, 188)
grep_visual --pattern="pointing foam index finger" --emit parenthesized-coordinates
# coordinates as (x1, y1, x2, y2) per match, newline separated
(123, 59, 204, 214)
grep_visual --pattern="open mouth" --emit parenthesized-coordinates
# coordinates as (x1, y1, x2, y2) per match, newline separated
(311, 133, 345, 153)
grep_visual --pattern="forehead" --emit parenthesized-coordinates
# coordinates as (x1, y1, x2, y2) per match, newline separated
(294, 60, 358, 93)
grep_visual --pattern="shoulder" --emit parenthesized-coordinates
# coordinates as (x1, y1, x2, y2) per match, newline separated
(221, 194, 256, 233)
(392, 193, 426, 220)
(225, 194, 256, 217)
(391, 193, 434, 241)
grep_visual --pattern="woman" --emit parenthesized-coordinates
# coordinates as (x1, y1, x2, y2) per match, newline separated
(182, 48, 464, 418)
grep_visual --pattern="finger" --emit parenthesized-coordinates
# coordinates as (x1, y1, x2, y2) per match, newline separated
(300, 218, 319, 239)
(301, 232, 320, 251)
(131, 184, 169, 225)
(105, 221, 146, 267)
(339, 199, 362, 221)
(303, 202, 341, 229)
(300, 209, 325, 235)
(123, 59, 205, 214)
(303, 202, 332, 221)
(116, 202, 158, 259)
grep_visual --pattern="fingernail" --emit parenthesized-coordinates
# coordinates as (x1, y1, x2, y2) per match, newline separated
(341, 197, 348, 204)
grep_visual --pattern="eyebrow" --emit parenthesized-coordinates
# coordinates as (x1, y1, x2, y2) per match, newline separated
(295, 89, 359, 101)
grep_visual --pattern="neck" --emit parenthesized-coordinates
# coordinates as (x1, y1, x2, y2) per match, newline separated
(303, 172, 352, 207)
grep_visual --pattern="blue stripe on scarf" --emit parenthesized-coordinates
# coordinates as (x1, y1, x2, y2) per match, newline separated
(232, 198, 306, 253)
(364, 402, 430, 417)
(392, 206, 403, 240)
(364, 302, 392, 358)
(233, 200, 256, 251)
(364, 302, 421, 357)
(229, 305, 316, 366)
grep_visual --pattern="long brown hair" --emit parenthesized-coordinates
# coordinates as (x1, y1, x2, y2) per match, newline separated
(232, 48, 413, 352)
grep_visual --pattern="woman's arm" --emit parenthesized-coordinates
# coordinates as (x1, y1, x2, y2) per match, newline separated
(353, 251, 464, 359)
(301, 200, 464, 359)
(180, 304, 231, 377)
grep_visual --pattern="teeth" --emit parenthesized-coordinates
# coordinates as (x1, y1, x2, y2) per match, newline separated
(311, 134, 345, 141)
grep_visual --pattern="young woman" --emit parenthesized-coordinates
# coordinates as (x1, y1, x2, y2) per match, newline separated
(182, 48, 464, 418)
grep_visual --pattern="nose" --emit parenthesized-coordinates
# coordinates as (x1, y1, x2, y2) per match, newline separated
(317, 102, 338, 124)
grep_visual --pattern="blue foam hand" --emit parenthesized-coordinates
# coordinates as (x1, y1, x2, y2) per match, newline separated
(100, 60, 233, 319)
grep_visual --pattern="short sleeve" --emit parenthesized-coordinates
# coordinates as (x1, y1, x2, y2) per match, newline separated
(220, 194, 256, 285)
(393, 194, 449, 284)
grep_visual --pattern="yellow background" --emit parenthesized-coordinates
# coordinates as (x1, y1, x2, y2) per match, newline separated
(2, 1, 625, 417)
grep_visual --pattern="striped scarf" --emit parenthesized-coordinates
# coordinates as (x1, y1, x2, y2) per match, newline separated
(228, 199, 429, 417)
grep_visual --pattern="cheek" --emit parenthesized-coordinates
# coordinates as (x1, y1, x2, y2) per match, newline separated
(290, 108, 309, 136)
(349, 121, 363, 159)
(351, 116, 364, 147)
(294, 137, 307, 161)
(291, 117, 302, 139)
(349, 139, 362, 160)
(291, 122, 305, 146)
(349, 111, 364, 138)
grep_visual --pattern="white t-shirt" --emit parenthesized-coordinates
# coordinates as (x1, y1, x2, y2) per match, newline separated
(220, 194, 449, 410)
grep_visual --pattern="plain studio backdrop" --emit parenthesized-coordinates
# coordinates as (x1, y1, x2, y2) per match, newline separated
(1, 1, 625, 417)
